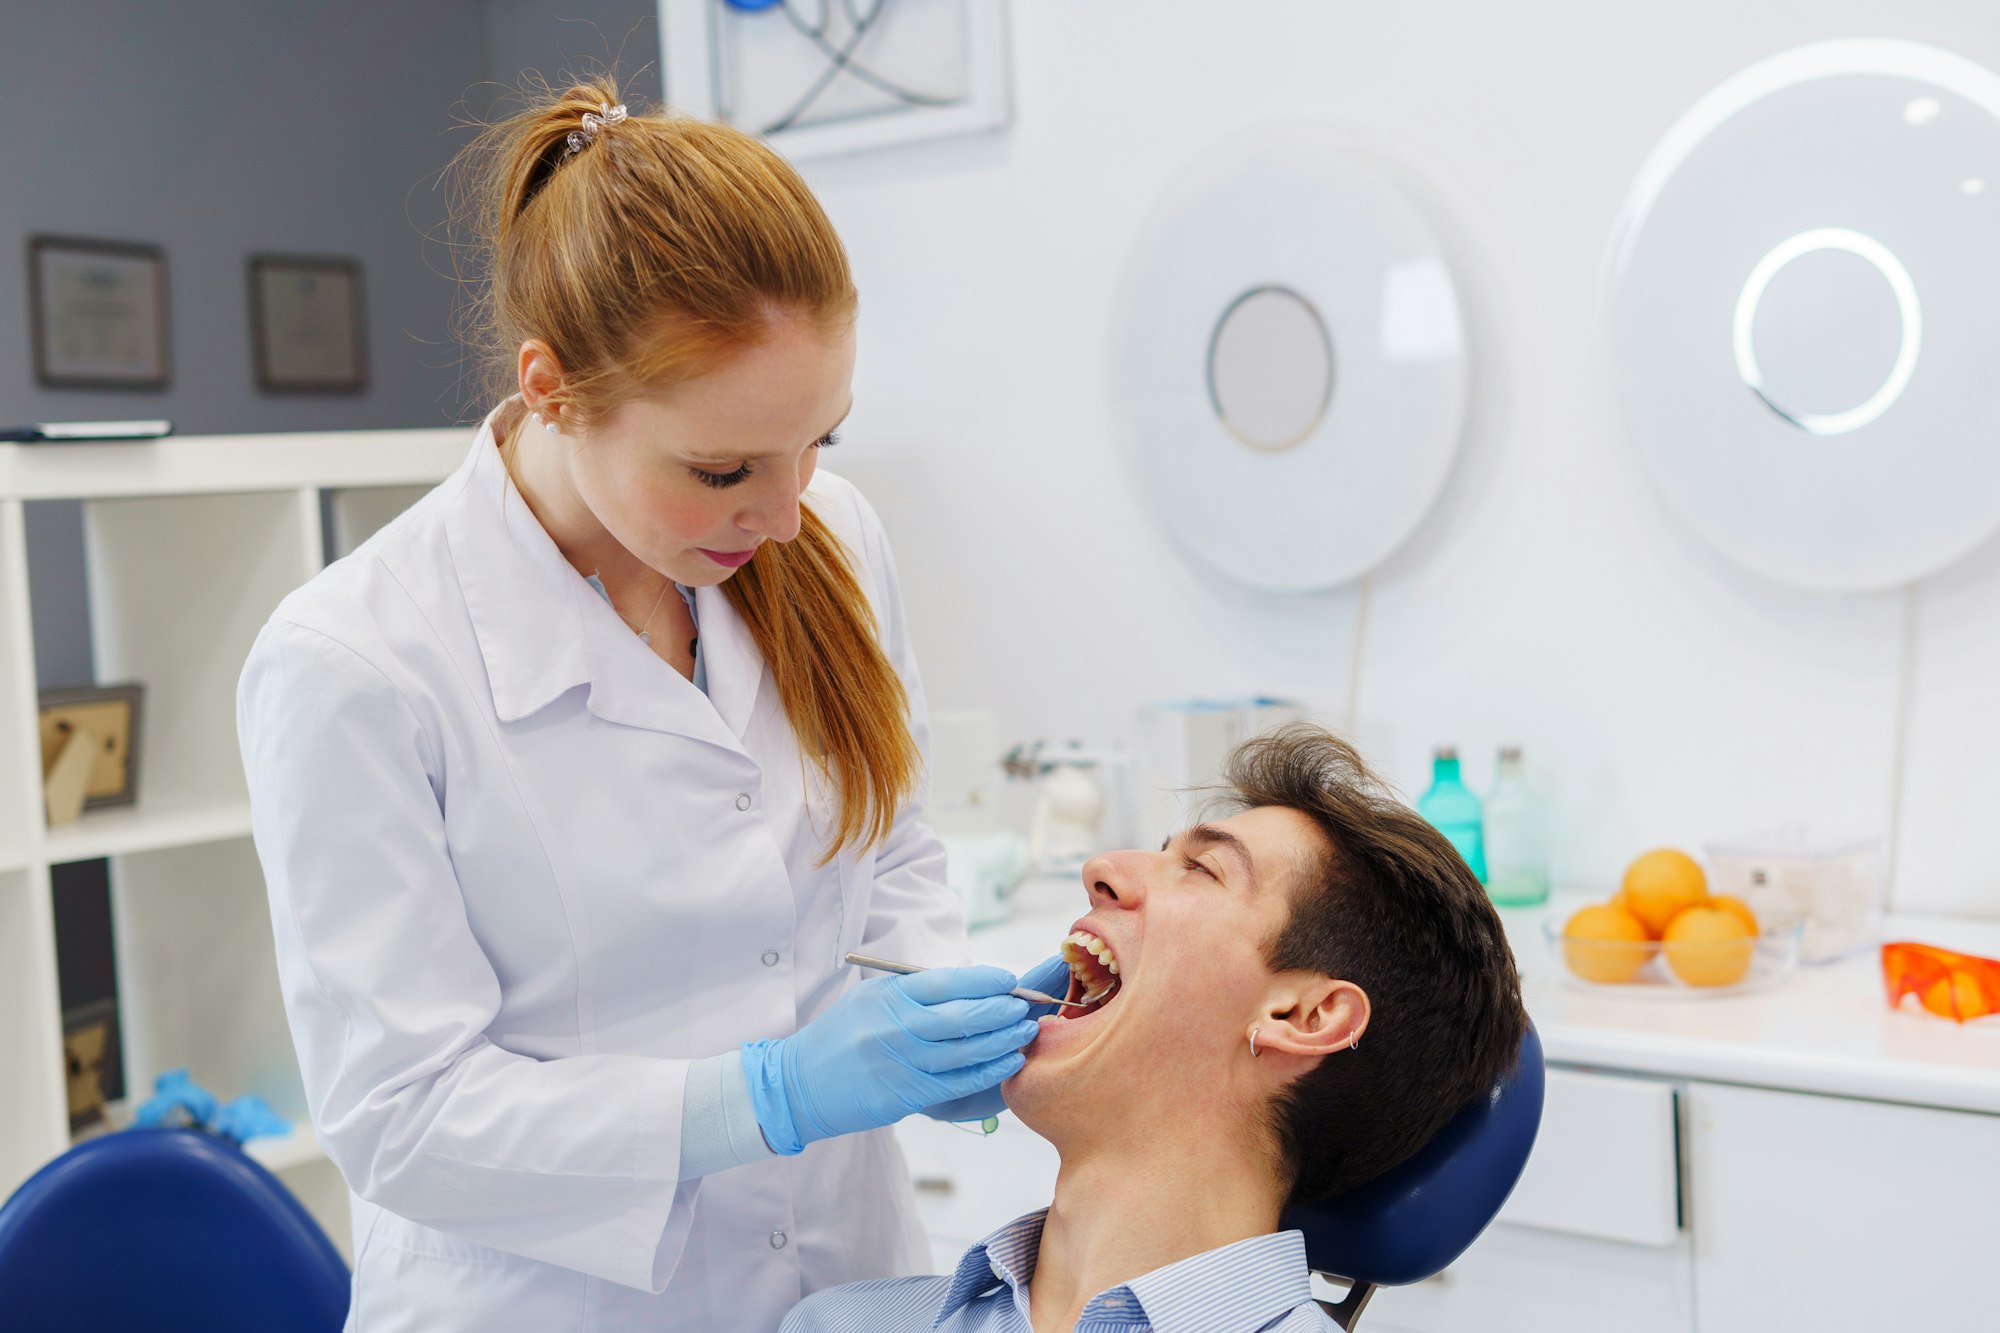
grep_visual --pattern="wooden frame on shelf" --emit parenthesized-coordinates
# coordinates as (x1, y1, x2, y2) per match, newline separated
(37, 683, 143, 825)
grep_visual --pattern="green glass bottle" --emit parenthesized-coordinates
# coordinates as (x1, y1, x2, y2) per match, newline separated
(1418, 747, 1487, 883)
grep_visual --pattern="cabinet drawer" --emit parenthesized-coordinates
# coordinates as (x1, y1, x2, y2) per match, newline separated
(895, 1115, 1060, 1247)
(1362, 1220, 1695, 1333)
(1497, 1068, 1680, 1247)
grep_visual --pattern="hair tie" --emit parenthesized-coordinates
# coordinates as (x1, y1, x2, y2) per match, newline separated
(565, 102, 628, 157)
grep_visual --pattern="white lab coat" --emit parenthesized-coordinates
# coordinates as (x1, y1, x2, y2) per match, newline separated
(237, 400, 967, 1331)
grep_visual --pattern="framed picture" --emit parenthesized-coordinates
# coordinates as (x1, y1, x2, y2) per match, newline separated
(28, 235, 171, 390)
(38, 683, 144, 822)
(249, 254, 367, 393)
(659, 0, 1011, 161)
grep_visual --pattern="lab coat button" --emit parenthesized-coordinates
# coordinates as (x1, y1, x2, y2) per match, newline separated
(770, 1230, 788, 1250)
(736, 793, 752, 811)
(761, 950, 780, 967)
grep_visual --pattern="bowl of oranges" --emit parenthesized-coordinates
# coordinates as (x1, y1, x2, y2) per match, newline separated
(1544, 848, 1803, 996)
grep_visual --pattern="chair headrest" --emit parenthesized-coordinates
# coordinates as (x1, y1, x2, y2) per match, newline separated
(1282, 1020, 1545, 1288)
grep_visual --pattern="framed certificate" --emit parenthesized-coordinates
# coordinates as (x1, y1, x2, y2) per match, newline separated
(28, 235, 171, 390)
(249, 254, 367, 393)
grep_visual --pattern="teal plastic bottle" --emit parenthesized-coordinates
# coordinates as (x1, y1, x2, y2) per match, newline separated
(1418, 747, 1487, 882)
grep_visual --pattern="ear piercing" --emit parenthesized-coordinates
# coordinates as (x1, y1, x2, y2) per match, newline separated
(531, 411, 559, 435)
(1249, 1025, 1359, 1057)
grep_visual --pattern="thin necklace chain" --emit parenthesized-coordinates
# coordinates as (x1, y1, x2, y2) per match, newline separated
(603, 570, 674, 646)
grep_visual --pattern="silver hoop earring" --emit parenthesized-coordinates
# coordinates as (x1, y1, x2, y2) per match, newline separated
(1249, 1027, 1261, 1058)
(1349, 1030, 1360, 1050)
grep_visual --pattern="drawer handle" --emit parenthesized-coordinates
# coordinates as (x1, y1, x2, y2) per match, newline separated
(912, 1176, 956, 1196)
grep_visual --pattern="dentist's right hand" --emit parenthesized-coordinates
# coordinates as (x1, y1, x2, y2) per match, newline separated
(740, 966, 1039, 1155)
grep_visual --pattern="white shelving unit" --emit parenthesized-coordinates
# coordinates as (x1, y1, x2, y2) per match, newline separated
(0, 427, 463, 1251)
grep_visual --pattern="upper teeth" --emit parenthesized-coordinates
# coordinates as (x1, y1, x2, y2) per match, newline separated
(1061, 929, 1121, 1006)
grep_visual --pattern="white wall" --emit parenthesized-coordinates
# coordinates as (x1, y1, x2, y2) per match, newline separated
(785, 0, 2000, 916)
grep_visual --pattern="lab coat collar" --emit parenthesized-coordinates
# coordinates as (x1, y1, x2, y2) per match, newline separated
(446, 400, 758, 755)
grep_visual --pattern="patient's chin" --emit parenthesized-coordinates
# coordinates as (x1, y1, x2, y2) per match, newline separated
(998, 1061, 1058, 1134)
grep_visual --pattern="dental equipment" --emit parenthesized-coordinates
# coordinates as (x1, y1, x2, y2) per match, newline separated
(843, 953, 1093, 1009)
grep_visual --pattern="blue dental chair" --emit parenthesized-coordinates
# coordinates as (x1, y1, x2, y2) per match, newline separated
(0, 1127, 349, 1332)
(1284, 1021, 1546, 1329)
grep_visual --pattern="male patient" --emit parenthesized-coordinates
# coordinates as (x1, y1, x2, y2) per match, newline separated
(783, 722, 1527, 1333)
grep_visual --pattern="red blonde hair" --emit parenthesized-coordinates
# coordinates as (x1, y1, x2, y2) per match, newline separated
(452, 75, 917, 861)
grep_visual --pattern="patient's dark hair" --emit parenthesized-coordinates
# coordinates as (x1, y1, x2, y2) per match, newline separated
(1214, 723, 1527, 1208)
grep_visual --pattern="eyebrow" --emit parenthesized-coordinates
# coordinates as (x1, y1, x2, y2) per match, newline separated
(1165, 823, 1261, 891)
(685, 402, 853, 466)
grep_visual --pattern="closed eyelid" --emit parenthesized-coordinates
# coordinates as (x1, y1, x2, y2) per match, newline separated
(1179, 824, 1260, 890)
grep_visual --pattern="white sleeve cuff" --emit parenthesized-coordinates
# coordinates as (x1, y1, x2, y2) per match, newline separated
(678, 1050, 776, 1180)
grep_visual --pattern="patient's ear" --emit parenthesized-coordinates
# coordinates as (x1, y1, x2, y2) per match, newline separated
(1250, 974, 1369, 1062)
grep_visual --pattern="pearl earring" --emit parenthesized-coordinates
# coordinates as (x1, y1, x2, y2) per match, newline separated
(544, 416, 559, 435)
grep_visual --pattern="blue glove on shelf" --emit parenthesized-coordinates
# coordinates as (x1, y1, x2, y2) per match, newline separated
(742, 965, 1039, 1154)
(922, 953, 1073, 1123)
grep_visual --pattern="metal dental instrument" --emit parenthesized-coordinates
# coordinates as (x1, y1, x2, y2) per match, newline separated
(844, 953, 1094, 1009)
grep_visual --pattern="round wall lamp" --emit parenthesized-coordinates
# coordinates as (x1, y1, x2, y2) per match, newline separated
(1113, 127, 1468, 593)
(1607, 39, 2000, 591)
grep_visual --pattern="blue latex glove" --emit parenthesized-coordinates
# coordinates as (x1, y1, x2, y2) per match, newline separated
(133, 1068, 219, 1130)
(923, 953, 1073, 1123)
(212, 1095, 290, 1145)
(742, 965, 1038, 1154)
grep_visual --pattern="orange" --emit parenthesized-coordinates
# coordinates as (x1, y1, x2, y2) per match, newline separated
(1563, 903, 1652, 984)
(1662, 906, 1754, 987)
(1620, 849, 1708, 938)
(1708, 894, 1758, 936)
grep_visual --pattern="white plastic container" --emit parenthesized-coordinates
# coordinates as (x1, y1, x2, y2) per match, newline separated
(1133, 697, 1309, 849)
(1703, 831, 1884, 963)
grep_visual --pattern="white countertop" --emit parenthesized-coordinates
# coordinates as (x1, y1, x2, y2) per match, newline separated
(972, 876, 2000, 1116)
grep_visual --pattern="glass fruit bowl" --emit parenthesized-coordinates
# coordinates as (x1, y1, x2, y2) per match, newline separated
(1541, 907, 1804, 998)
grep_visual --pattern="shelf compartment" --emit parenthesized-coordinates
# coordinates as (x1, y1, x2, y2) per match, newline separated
(110, 837, 307, 1130)
(78, 490, 320, 820)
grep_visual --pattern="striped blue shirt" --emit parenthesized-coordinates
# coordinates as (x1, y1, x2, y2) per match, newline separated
(780, 1210, 1336, 1332)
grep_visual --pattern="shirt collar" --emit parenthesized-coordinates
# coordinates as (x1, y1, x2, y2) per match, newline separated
(934, 1211, 1046, 1326)
(933, 1213, 1316, 1333)
(1122, 1229, 1316, 1333)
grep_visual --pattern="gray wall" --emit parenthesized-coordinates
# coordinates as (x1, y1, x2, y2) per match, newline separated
(7, 0, 658, 686)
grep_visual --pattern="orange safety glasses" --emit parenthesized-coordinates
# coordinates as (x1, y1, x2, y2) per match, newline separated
(1882, 941, 2000, 1023)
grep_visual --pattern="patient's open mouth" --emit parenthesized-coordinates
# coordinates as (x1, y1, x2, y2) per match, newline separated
(1059, 929, 1122, 1018)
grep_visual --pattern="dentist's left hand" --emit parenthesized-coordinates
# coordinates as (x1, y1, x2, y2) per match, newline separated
(740, 966, 1039, 1154)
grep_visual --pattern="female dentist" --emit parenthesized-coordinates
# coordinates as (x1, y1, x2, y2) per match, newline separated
(236, 81, 1059, 1332)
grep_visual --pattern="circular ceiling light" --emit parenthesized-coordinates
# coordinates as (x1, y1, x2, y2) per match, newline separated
(1607, 39, 2000, 591)
(1114, 128, 1468, 592)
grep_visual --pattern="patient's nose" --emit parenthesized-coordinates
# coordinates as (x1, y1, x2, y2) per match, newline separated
(1080, 849, 1149, 909)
